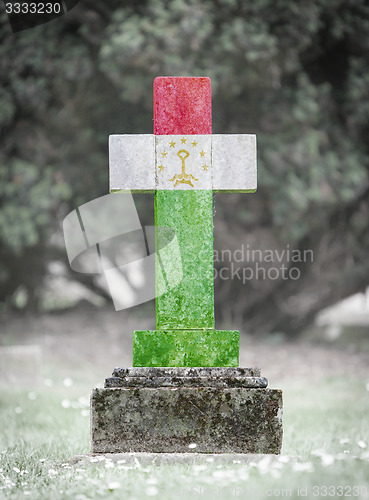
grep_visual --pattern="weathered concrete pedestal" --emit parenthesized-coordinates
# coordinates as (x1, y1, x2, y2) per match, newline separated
(91, 367, 283, 454)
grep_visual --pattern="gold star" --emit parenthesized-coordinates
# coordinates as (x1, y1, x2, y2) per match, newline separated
(158, 164, 165, 172)
(191, 140, 198, 147)
(162, 151, 168, 158)
(169, 140, 176, 148)
(202, 163, 209, 171)
(200, 150, 206, 157)
(181, 137, 187, 144)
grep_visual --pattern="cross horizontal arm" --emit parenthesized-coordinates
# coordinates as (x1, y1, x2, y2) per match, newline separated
(109, 134, 257, 193)
(212, 134, 256, 192)
(109, 134, 155, 192)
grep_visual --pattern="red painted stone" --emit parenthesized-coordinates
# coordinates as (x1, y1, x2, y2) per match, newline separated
(154, 77, 212, 136)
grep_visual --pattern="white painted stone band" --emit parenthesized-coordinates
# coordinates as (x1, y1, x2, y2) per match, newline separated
(109, 134, 257, 193)
(109, 135, 156, 193)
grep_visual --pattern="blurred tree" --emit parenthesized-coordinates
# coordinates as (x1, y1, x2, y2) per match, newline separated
(0, 0, 368, 334)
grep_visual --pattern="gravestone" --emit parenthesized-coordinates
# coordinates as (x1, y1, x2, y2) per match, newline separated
(91, 77, 283, 453)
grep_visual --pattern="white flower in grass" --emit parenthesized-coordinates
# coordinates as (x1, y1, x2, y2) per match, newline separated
(146, 477, 158, 485)
(321, 454, 335, 466)
(15, 407, 22, 414)
(24, 491, 31, 496)
(44, 378, 53, 387)
(61, 400, 70, 409)
(238, 468, 249, 481)
(104, 462, 114, 469)
(188, 443, 197, 449)
(4, 477, 14, 487)
(146, 486, 158, 496)
(292, 462, 314, 472)
(311, 449, 325, 457)
(108, 482, 121, 491)
(277, 455, 290, 463)
(339, 438, 349, 444)
(193, 464, 207, 472)
(13, 467, 20, 474)
(366, 382, 369, 391)
(212, 469, 227, 478)
(81, 410, 89, 417)
(358, 440, 367, 449)
(48, 469, 58, 477)
(27, 392, 37, 400)
(200, 474, 213, 485)
(336, 453, 349, 460)
(271, 468, 281, 479)
(256, 455, 272, 473)
(212, 469, 238, 481)
(39, 459, 46, 463)
(117, 465, 130, 470)
(206, 457, 214, 463)
(78, 396, 89, 407)
(63, 378, 73, 387)
(272, 461, 283, 470)
(117, 459, 126, 464)
(90, 458, 99, 463)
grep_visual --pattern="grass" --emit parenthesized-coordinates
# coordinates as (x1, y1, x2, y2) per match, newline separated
(0, 377, 369, 499)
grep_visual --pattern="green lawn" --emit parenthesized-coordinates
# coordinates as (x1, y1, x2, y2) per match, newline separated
(1, 377, 368, 499)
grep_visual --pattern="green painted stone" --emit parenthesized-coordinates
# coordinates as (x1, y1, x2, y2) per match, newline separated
(133, 330, 239, 367)
(155, 190, 214, 330)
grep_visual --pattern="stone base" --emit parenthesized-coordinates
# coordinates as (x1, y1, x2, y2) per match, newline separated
(91, 368, 283, 454)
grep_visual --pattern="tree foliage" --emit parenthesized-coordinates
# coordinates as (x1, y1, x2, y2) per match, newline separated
(0, 0, 369, 333)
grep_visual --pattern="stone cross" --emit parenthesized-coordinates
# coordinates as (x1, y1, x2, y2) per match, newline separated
(109, 77, 257, 367)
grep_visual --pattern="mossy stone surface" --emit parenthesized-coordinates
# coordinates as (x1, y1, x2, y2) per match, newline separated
(155, 190, 214, 330)
(112, 367, 261, 377)
(133, 330, 239, 367)
(91, 386, 283, 454)
(105, 375, 268, 388)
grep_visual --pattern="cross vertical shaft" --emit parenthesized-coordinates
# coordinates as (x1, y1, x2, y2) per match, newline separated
(133, 77, 239, 367)
(154, 77, 214, 330)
